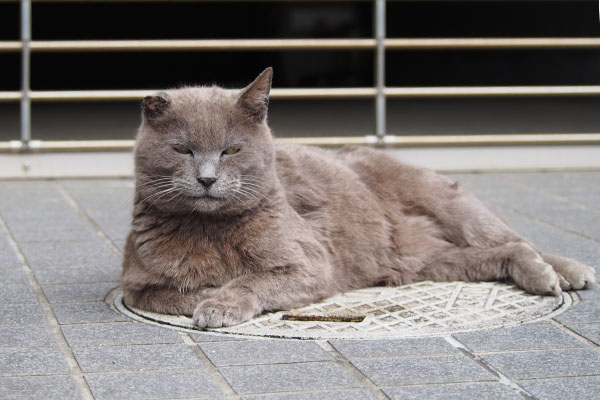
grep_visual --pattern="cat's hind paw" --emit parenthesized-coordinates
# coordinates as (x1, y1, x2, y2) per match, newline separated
(542, 252, 596, 291)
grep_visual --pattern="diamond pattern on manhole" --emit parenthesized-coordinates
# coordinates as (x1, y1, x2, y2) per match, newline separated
(114, 281, 569, 339)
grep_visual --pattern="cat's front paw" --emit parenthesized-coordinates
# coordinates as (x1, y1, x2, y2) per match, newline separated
(193, 293, 260, 328)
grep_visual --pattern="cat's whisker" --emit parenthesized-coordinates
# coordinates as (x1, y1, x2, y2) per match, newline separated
(239, 175, 262, 183)
(147, 190, 179, 209)
(139, 183, 174, 194)
(140, 187, 174, 203)
(232, 188, 256, 202)
(136, 178, 174, 189)
(142, 187, 178, 207)
(241, 182, 262, 189)
(239, 177, 262, 184)
(240, 186, 262, 198)
(236, 189, 260, 203)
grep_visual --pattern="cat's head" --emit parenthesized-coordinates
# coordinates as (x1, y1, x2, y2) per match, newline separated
(134, 67, 276, 215)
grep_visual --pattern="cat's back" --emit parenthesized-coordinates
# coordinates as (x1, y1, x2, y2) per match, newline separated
(274, 143, 361, 206)
(273, 142, 387, 228)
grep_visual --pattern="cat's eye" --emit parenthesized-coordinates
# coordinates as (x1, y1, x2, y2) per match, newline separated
(222, 146, 241, 156)
(172, 145, 192, 155)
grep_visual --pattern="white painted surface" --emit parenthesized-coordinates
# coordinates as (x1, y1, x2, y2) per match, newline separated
(0, 145, 599, 178)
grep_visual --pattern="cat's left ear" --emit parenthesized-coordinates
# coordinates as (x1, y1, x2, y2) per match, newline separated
(237, 67, 273, 123)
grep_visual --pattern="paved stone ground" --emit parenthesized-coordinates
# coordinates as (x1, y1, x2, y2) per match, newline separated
(0, 171, 599, 400)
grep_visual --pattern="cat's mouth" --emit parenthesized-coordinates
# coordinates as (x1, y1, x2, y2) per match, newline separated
(191, 193, 221, 201)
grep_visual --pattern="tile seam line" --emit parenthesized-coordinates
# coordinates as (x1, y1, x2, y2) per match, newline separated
(54, 182, 124, 257)
(515, 375, 600, 383)
(443, 335, 537, 400)
(485, 197, 600, 245)
(239, 389, 373, 399)
(0, 215, 95, 400)
(179, 331, 240, 399)
(499, 175, 600, 214)
(469, 346, 589, 356)
(318, 341, 392, 400)
(549, 319, 600, 351)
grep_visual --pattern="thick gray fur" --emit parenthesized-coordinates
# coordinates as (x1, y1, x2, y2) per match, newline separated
(122, 68, 596, 328)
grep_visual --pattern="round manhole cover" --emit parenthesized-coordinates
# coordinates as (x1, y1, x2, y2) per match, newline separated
(113, 281, 571, 340)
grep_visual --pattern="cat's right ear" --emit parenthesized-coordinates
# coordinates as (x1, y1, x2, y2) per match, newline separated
(142, 92, 170, 120)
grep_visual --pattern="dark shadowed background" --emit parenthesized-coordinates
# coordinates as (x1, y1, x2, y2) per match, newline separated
(1, 0, 599, 141)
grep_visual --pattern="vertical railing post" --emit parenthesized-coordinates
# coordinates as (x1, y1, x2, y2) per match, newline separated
(20, 0, 32, 148)
(374, 0, 386, 144)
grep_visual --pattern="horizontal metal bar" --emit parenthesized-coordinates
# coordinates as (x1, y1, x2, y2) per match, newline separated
(2, 86, 600, 102)
(384, 86, 600, 98)
(28, 90, 155, 101)
(4, 38, 600, 52)
(4, 0, 580, 3)
(0, 41, 21, 52)
(385, 37, 600, 50)
(2, 134, 599, 153)
(0, 88, 378, 101)
(383, 133, 600, 146)
(0, 92, 23, 101)
(272, 88, 377, 99)
(30, 39, 376, 51)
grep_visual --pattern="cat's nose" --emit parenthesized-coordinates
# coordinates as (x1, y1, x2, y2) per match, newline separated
(197, 177, 217, 188)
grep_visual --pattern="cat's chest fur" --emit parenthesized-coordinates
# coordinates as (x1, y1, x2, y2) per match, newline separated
(132, 213, 255, 289)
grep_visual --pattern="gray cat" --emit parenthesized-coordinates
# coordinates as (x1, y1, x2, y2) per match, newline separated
(121, 67, 595, 328)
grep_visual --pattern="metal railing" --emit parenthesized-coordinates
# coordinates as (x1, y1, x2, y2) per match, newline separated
(2, 0, 600, 152)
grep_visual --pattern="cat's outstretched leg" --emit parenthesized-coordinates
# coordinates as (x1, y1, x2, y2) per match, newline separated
(419, 242, 564, 295)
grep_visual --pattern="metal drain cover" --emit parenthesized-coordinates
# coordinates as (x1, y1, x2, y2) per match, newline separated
(114, 281, 570, 340)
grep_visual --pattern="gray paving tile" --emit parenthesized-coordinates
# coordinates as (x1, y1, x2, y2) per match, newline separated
(200, 339, 332, 366)
(555, 301, 600, 324)
(51, 302, 130, 324)
(577, 284, 600, 300)
(330, 337, 458, 359)
(518, 376, 600, 399)
(0, 282, 37, 304)
(9, 225, 99, 243)
(42, 282, 118, 303)
(220, 362, 360, 395)
(351, 355, 495, 387)
(543, 208, 600, 242)
(61, 322, 183, 347)
(19, 239, 121, 269)
(383, 383, 523, 400)
(481, 349, 600, 380)
(93, 222, 131, 242)
(566, 323, 600, 345)
(241, 389, 378, 400)
(0, 241, 19, 266)
(0, 326, 57, 349)
(0, 264, 27, 284)
(453, 322, 584, 353)
(189, 332, 247, 342)
(32, 264, 121, 284)
(2, 303, 47, 327)
(113, 238, 126, 252)
(0, 202, 79, 223)
(4, 215, 91, 233)
(0, 348, 70, 376)
(85, 369, 224, 400)
(0, 375, 82, 400)
(73, 344, 203, 373)
(479, 209, 600, 256)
